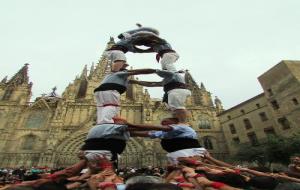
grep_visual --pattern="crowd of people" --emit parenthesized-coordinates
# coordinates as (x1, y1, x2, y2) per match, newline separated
(1, 155, 300, 190)
(1, 25, 300, 190)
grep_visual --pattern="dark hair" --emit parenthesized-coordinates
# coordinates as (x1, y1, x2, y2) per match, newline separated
(126, 183, 182, 190)
(247, 176, 279, 189)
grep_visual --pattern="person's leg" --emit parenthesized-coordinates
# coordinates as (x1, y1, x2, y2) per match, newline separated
(100, 106, 120, 124)
(96, 91, 120, 124)
(84, 151, 114, 173)
(167, 89, 191, 110)
(160, 52, 179, 72)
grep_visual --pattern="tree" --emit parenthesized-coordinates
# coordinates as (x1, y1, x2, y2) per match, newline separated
(234, 133, 300, 167)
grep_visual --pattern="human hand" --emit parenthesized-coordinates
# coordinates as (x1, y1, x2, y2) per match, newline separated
(129, 79, 138, 84)
(182, 166, 196, 175)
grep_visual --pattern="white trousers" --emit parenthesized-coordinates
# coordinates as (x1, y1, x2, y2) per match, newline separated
(167, 88, 191, 110)
(167, 147, 207, 164)
(94, 90, 120, 124)
(84, 150, 113, 162)
(160, 52, 179, 72)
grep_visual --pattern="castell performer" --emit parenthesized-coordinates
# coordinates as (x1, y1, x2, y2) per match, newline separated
(94, 50, 155, 124)
(131, 109, 207, 164)
(130, 69, 191, 112)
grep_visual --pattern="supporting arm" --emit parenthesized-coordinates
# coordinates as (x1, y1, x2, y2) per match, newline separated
(127, 69, 156, 76)
(127, 122, 172, 131)
(129, 79, 163, 87)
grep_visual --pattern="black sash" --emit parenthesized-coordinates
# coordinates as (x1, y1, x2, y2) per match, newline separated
(81, 138, 126, 161)
(160, 138, 201, 153)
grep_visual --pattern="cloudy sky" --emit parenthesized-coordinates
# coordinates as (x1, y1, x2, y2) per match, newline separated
(1, 0, 300, 108)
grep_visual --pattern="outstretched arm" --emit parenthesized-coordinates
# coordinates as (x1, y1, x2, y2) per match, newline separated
(127, 122, 172, 131)
(204, 154, 234, 168)
(129, 131, 151, 137)
(129, 79, 163, 87)
(239, 168, 271, 177)
(127, 69, 156, 76)
(272, 173, 300, 183)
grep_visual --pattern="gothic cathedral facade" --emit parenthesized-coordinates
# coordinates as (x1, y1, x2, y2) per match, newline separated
(0, 39, 228, 168)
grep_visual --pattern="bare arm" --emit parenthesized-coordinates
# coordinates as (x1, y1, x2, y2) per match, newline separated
(127, 69, 156, 76)
(129, 131, 151, 137)
(129, 79, 163, 87)
(273, 173, 300, 183)
(286, 165, 300, 178)
(127, 122, 172, 131)
(239, 168, 271, 177)
(204, 154, 234, 168)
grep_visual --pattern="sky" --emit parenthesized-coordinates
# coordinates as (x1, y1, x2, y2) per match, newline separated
(1, 0, 300, 109)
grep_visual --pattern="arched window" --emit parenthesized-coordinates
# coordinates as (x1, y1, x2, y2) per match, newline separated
(203, 137, 214, 150)
(22, 135, 37, 150)
(24, 111, 48, 128)
(198, 119, 211, 129)
(2, 87, 14, 100)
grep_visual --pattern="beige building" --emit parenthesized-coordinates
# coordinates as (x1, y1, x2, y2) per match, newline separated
(0, 38, 228, 168)
(220, 60, 300, 153)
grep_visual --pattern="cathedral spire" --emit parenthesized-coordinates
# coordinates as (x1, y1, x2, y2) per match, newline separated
(1, 76, 8, 84)
(8, 63, 29, 85)
(200, 82, 206, 90)
(106, 36, 115, 50)
(214, 96, 224, 113)
(184, 70, 202, 106)
(80, 64, 88, 78)
(184, 70, 200, 90)
(90, 62, 95, 74)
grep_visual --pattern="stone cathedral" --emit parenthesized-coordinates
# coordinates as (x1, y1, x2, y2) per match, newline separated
(0, 38, 228, 168)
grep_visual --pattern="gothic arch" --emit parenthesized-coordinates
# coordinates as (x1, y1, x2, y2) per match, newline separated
(76, 78, 88, 99)
(54, 122, 145, 167)
(201, 136, 219, 151)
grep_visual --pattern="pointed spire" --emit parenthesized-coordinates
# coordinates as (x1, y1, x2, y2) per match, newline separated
(214, 96, 224, 113)
(80, 65, 88, 78)
(105, 37, 115, 50)
(200, 82, 206, 90)
(90, 62, 95, 74)
(8, 63, 29, 85)
(1, 76, 8, 83)
(184, 70, 200, 89)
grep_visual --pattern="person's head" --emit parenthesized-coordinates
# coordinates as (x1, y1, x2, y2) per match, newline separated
(84, 152, 114, 173)
(112, 60, 128, 72)
(290, 155, 300, 164)
(109, 50, 128, 72)
(161, 118, 178, 125)
(172, 109, 190, 123)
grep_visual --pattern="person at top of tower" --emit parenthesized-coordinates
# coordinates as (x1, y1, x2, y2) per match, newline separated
(130, 109, 207, 165)
(94, 51, 156, 124)
(130, 69, 191, 112)
(109, 24, 180, 72)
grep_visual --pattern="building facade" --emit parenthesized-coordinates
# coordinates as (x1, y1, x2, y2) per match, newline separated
(0, 39, 228, 168)
(220, 60, 300, 153)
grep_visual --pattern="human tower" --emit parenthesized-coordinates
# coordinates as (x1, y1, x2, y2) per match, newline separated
(13, 24, 208, 187)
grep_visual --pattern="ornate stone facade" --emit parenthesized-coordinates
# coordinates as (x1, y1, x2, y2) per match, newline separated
(0, 39, 228, 168)
(219, 60, 300, 153)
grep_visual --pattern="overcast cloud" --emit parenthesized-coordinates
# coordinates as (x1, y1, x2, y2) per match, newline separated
(1, 0, 300, 108)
